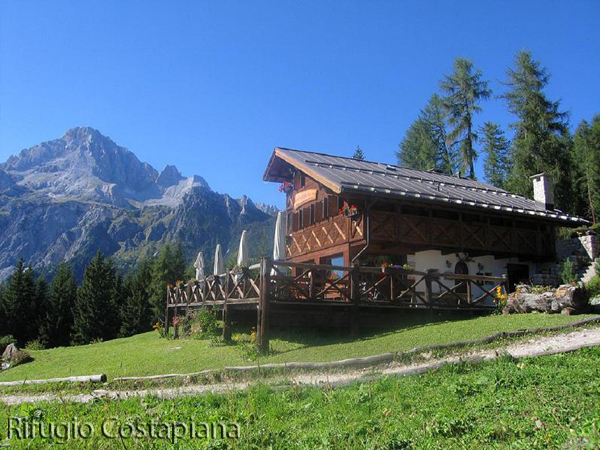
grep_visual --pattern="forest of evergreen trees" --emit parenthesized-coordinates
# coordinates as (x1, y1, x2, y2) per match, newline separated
(396, 51, 600, 222)
(0, 243, 187, 348)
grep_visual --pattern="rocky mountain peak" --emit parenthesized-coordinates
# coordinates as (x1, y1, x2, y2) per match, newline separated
(156, 165, 184, 188)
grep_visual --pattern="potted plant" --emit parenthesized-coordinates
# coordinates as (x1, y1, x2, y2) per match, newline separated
(381, 262, 392, 274)
(279, 181, 293, 194)
(339, 204, 359, 217)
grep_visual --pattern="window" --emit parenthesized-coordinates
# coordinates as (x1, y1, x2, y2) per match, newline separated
(310, 204, 315, 225)
(287, 213, 292, 232)
(300, 174, 306, 187)
(323, 199, 328, 219)
(299, 209, 304, 229)
(338, 197, 344, 212)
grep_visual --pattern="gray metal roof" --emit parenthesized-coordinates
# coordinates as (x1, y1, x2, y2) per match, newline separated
(265, 147, 588, 225)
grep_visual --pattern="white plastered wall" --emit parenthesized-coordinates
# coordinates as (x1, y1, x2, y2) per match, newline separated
(408, 250, 535, 306)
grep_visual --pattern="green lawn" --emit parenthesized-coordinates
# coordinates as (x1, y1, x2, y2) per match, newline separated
(0, 313, 595, 383)
(1, 345, 599, 448)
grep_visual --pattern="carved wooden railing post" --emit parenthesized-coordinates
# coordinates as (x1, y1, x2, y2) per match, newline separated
(350, 263, 360, 337)
(223, 269, 231, 342)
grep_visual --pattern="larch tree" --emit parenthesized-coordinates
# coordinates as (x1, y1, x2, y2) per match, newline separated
(480, 122, 511, 189)
(352, 146, 365, 161)
(440, 58, 491, 179)
(501, 51, 571, 209)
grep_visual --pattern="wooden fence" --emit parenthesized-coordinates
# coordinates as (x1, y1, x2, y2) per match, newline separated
(165, 258, 507, 352)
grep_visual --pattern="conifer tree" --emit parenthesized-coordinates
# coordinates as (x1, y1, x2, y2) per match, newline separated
(501, 51, 571, 208)
(150, 243, 186, 320)
(71, 251, 118, 344)
(352, 146, 365, 161)
(4, 258, 36, 344)
(39, 262, 77, 347)
(0, 284, 7, 338)
(397, 95, 455, 173)
(120, 258, 154, 337)
(572, 116, 600, 223)
(440, 58, 491, 178)
(480, 122, 511, 189)
(397, 118, 439, 170)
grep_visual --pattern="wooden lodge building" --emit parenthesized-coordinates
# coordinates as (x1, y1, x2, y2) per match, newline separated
(166, 147, 588, 348)
(263, 147, 587, 295)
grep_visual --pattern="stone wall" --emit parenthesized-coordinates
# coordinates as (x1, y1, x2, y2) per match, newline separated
(556, 234, 599, 261)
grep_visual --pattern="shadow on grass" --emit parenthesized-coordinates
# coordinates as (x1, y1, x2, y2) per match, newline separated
(236, 311, 487, 357)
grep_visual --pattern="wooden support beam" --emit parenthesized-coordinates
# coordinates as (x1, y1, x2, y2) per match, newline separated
(425, 269, 433, 313)
(257, 257, 271, 354)
(164, 287, 170, 335)
(223, 269, 231, 342)
(350, 263, 360, 337)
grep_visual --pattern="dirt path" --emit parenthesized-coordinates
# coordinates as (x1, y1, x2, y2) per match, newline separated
(3, 327, 600, 406)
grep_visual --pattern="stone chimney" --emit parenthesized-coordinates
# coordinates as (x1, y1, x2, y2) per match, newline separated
(530, 173, 554, 210)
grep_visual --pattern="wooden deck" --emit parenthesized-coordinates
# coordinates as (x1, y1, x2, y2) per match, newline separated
(165, 258, 507, 352)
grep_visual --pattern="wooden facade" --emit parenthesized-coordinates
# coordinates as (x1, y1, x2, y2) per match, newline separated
(283, 170, 556, 267)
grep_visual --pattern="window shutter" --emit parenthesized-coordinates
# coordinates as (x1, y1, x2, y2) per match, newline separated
(315, 201, 323, 222)
(293, 212, 299, 231)
(328, 196, 338, 216)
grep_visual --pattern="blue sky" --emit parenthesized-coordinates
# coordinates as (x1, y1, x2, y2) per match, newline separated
(1, 0, 599, 208)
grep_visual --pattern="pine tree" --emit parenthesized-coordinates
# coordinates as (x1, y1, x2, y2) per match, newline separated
(39, 262, 77, 347)
(397, 95, 455, 173)
(397, 118, 439, 170)
(480, 122, 511, 189)
(4, 258, 36, 344)
(120, 258, 154, 337)
(440, 58, 491, 178)
(149, 243, 186, 320)
(32, 277, 49, 343)
(572, 116, 600, 223)
(71, 251, 118, 344)
(0, 284, 7, 337)
(352, 146, 365, 161)
(421, 94, 455, 174)
(501, 51, 571, 209)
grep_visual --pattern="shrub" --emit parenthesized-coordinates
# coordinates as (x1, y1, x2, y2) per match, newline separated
(25, 339, 45, 351)
(561, 258, 577, 285)
(0, 335, 17, 354)
(586, 276, 600, 301)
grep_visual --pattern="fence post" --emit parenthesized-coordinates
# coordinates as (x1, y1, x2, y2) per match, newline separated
(350, 264, 360, 337)
(223, 270, 231, 342)
(257, 257, 271, 354)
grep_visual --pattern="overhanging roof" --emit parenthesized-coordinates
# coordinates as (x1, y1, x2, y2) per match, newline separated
(264, 147, 589, 226)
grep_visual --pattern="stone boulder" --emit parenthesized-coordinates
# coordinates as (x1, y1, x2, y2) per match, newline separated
(503, 284, 589, 315)
(2, 343, 19, 362)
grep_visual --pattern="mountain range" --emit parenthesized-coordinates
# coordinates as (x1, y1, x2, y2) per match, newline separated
(0, 127, 277, 280)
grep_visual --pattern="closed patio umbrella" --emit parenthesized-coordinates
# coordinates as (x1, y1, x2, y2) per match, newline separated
(194, 251, 205, 280)
(272, 211, 287, 275)
(213, 244, 224, 276)
(237, 230, 249, 267)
